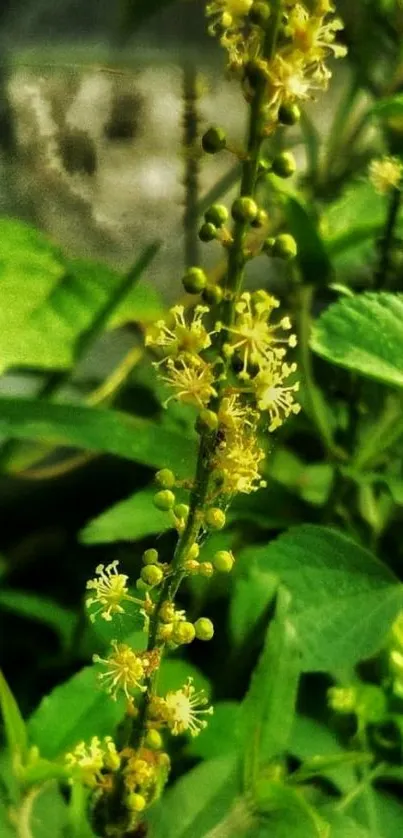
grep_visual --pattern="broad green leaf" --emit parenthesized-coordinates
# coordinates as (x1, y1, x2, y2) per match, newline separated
(311, 293, 403, 388)
(351, 790, 403, 838)
(324, 811, 371, 838)
(229, 566, 278, 647)
(28, 783, 69, 838)
(0, 671, 28, 760)
(240, 588, 301, 788)
(0, 591, 77, 651)
(254, 783, 327, 838)
(79, 487, 172, 544)
(241, 525, 403, 671)
(285, 196, 332, 286)
(0, 398, 197, 477)
(187, 702, 241, 760)
(0, 219, 160, 374)
(291, 716, 357, 793)
(324, 182, 387, 273)
(146, 755, 243, 838)
(28, 666, 125, 760)
(229, 481, 308, 530)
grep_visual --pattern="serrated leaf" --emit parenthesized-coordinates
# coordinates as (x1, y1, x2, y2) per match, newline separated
(28, 666, 125, 759)
(241, 525, 403, 672)
(146, 755, 243, 838)
(0, 671, 28, 761)
(311, 293, 403, 387)
(240, 588, 301, 788)
(80, 487, 172, 544)
(0, 398, 197, 477)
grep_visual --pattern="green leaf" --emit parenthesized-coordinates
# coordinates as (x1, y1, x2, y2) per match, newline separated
(187, 702, 241, 760)
(311, 293, 403, 388)
(79, 487, 172, 544)
(27, 782, 69, 838)
(158, 659, 211, 697)
(254, 783, 327, 838)
(0, 398, 197, 477)
(229, 565, 278, 647)
(0, 219, 159, 374)
(241, 525, 403, 672)
(146, 755, 243, 838)
(291, 716, 357, 793)
(285, 196, 332, 286)
(324, 182, 387, 273)
(0, 591, 77, 651)
(0, 671, 28, 760)
(240, 588, 301, 788)
(373, 94, 403, 119)
(28, 666, 125, 759)
(324, 811, 371, 838)
(270, 448, 333, 506)
(351, 790, 403, 838)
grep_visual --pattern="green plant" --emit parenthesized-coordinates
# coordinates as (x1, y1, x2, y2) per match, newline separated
(2, 1, 403, 837)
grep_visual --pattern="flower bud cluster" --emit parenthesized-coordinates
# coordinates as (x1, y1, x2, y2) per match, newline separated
(206, 0, 346, 124)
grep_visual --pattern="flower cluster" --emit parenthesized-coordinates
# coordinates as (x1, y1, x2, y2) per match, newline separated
(206, 0, 346, 122)
(65, 736, 120, 788)
(150, 678, 213, 737)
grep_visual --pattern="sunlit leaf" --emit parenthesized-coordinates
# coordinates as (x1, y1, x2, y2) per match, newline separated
(0, 671, 28, 760)
(311, 293, 403, 388)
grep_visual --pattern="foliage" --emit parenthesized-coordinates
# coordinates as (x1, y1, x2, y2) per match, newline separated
(1, 1, 403, 837)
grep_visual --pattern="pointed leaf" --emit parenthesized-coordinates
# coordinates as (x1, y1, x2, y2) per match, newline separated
(80, 487, 172, 544)
(0, 671, 28, 760)
(0, 398, 197, 477)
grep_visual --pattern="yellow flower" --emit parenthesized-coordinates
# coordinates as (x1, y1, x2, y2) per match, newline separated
(213, 423, 266, 494)
(253, 360, 301, 431)
(93, 641, 148, 700)
(145, 305, 212, 357)
(219, 291, 297, 378)
(265, 53, 325, 114)
(218, 393, 258, 433)
(285, 3, 346, 64)
(65, 736, 120, 787)
(206, 0, 253, 35)
(86, 561, 132, 622)
(369, 157, 402, 195)
(159, 355, 217, 407)
(153, 678, 213, 737)
(124, 756, 155, 791)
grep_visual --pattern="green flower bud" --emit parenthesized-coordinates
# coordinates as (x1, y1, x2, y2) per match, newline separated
(182, 267, 207, 294)
(249, 1, 271, 26)
(272, 151, 297, 178)
(263, 236, 276, 254)
(258, 157, 272, 175)
(278, 103, 301, 126)
(187, 543, 200, 560)
(198, 409, 219, 431)
(202, 126, 226, 154)
(213, 550, 235, 572)
(141, 564, 164, 586)
(155, 468, 176, 489)
(199, 562, 214, 577)
(184, 559, 200, 573)
(201, 284, 223, 304)
(251, 209, 268, 228)
(173, 621, 196, 644)
(145, 728, 163, 750)
(142, 548, 159, 565)
(272, 233, 298, 261)
(205, 204, 229, 227)
(199, 222, 217, 242)
(174, 503, 189, 520)
(127, 793, 146, 812)
(205, 507, 226, 530)
(195, 617, 214, 641)
(153, 490, 175, 511)
(231, 196, 258, 223)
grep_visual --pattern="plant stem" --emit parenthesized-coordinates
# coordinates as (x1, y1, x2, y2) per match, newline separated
(374, 186, 401, 289)
(129, 0, 284, 754)
(182, 63, 201, 269)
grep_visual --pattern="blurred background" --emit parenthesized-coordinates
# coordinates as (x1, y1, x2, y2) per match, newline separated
(1, 0, 403, 723)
